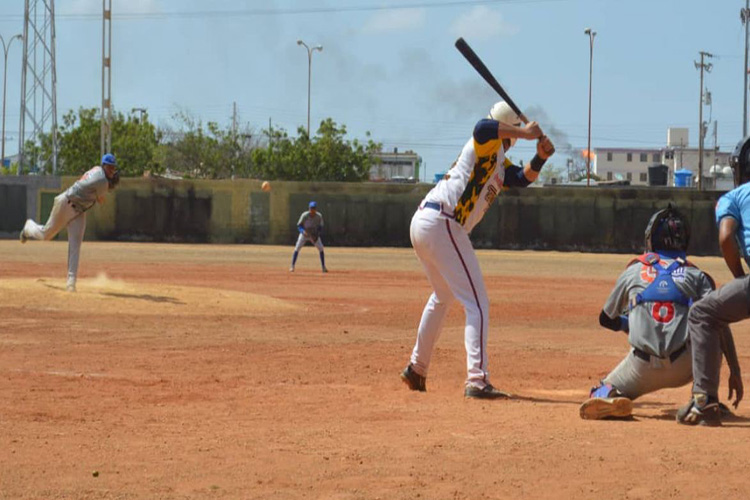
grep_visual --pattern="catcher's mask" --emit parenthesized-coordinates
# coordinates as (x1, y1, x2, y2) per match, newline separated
(644, 204, 690, 253)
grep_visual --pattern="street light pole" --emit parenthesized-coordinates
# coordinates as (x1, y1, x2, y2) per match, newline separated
(297, 39, 323, 136)
(584, 28, 596, 187)
(0, 33, 21, 167)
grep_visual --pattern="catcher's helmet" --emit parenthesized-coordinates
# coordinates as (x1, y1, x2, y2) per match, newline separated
(488, 101, 522, 149)
(644, 204, 690, 253)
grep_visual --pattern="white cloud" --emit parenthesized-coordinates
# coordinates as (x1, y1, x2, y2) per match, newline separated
(450, 6, 519, 40)
(361, 8, 426, 34)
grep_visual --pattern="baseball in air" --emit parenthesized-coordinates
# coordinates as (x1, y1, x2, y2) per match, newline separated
(261, 181, 271, 192)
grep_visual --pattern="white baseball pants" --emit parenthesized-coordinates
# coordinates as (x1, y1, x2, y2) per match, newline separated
(23, 193, 86, 288)
(409, 206, 491, 388)
(294, 232, 324, 252)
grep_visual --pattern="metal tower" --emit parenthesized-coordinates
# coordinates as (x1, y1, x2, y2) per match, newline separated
(101, 0, 112, 157)
(18, 0, 58, 174)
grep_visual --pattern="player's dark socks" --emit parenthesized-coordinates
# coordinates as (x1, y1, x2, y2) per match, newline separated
(292, 251, 299, 267)
(319, 251, 326, 269)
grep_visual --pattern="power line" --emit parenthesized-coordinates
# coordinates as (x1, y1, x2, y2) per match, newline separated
(0, 0, 583, 21)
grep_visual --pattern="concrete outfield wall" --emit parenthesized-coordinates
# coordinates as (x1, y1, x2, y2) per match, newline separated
(0, 176, 727, 255)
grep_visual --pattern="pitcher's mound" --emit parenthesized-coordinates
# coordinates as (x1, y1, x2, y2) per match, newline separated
(0, 274, 296, 316)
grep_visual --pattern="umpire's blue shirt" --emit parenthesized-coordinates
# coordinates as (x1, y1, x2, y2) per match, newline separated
(716, 182, 750, 265)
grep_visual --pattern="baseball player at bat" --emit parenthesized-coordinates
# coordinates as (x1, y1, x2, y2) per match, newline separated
(400, 101, 555, 399)
(580, 205, 740, 421)
(290, 201, 328, 273)
(19, 153, 120, 292)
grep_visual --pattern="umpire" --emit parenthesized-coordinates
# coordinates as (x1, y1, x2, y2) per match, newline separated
(678, 140, 750, 426)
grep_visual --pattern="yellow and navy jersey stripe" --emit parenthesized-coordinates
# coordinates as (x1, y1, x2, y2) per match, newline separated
(453, 119, 530, 225)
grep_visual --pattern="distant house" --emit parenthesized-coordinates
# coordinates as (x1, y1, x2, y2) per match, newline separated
(593, 127, 731, 187)
(370, 148, 420, 182)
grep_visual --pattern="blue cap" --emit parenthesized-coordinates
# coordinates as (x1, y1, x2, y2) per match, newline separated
(101, 153, 117, 166)
(309, 201, 317, 209)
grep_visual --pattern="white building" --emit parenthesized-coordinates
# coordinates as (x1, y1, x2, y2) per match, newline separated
(370, 148, 420, 182)
(593, 127, 731, 187)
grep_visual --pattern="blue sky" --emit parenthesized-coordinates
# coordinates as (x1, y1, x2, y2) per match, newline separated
(0, 0, 746, 180)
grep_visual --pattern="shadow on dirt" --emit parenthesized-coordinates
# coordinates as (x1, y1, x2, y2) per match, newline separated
(101, 292, 185, 305)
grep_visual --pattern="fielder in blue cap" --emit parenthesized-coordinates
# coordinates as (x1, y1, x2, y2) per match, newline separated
(290, 201, 327, 273)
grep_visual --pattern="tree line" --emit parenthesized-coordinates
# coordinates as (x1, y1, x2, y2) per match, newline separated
(5, 107, 382, 182)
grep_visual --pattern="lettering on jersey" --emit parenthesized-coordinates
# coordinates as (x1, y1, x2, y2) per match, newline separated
(651, 301, 675, 323)
(640, 264, 657, 284)
(454, 152, 497, 225)
(484, 184, 498, 209)
(79, 168, 98, 182)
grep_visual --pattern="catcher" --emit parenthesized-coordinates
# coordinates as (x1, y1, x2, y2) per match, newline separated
(289, 201, 327, 273)
(580, 205, 740, 420)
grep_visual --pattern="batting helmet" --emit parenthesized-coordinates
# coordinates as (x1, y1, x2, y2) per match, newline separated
(489, 101, 522, 148)
(644, 204, 690, 253)
(309, 201, 317, 209)
(101, 153, 117, 167)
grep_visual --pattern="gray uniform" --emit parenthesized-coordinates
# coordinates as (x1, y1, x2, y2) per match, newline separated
(65, 166, 110, 212)
(601, 257, 714, 399)
(22, 166, 112, 290)
(294, 210, 324, 252)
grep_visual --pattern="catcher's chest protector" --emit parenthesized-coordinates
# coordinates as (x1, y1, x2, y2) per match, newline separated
(630, 253, 692, 310)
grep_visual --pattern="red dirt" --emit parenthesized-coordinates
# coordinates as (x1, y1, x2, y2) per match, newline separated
(1, 241, 749, 500)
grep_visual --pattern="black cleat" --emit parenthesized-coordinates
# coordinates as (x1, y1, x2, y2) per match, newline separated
(464, 384, 512, 400)
(676, 393, 722, 427)
(400, 365, 426, 392)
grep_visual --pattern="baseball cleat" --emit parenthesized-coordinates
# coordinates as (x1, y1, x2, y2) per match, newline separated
(464, 384, 512, 400)
(400, 364, 426, 392)
(322, 267, 328, 273)
(66, 284, 77, 293)
(676, 393, 722, 427)
(289, 267, 295, 272)
(579, 397, 633, 420)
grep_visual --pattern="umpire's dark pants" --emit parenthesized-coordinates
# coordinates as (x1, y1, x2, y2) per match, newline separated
(689, 275, 750, 397)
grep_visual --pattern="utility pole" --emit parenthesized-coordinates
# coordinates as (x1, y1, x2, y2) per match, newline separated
(695, 51, 713, 190)
(232, 101, 238, 138)
(101, 0, 112, 157)
(743, 0, 750, 137)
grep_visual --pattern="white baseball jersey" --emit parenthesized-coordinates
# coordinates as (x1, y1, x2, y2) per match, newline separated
(423, 119, 529, 233)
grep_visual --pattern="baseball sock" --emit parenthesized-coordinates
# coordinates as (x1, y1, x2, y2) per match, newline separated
(319, 251, 326, 269)
(292, 251, 299, 267)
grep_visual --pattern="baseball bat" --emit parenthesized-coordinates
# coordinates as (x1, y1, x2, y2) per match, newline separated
(454, 37, 529, 124)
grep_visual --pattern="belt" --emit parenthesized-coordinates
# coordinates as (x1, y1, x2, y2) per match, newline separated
(632, 344, 687, 363)
(420, 201, 455, 219)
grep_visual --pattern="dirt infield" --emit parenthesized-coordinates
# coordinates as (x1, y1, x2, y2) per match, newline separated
(1, 241, 749, 499)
